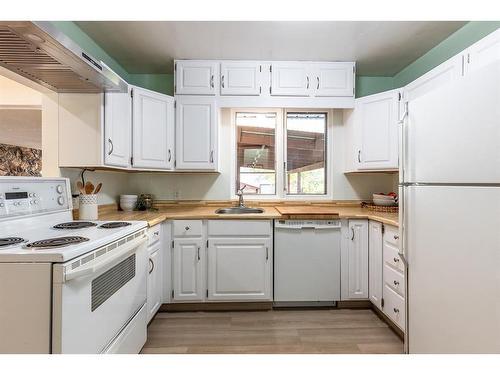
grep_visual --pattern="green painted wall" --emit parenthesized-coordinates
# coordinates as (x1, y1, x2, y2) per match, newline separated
(129, 74, 174, 96)
(356, 76, 394, 97)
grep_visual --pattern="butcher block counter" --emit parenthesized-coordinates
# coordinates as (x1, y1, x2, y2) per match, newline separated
(93, 201, 399, 228)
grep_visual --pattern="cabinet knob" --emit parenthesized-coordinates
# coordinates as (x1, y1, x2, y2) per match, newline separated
(393, 280, 400, 286)
(393, 257, 400, 263)
(394, 234, 399, 240)
(185, 226, 190, 231)
(393, 308, 400, 314)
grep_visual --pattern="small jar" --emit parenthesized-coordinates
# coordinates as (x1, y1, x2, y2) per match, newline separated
(79, 194, 98, 220)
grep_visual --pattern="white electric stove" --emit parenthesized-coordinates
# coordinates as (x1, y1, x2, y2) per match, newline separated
(0, 177, 149, 354)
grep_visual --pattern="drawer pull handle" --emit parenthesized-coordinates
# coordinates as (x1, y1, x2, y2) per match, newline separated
(154, 231, 159, 236)
(393, 280, 400, 286)
(394, 234, 399, 240)
(185, 226, 190, 231)
(393, 257, 400, 263)
(393, 308, 400, 314)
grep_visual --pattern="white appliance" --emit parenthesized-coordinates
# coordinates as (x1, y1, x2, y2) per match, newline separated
(0, 177, 149, 354)
(274, 220, 341, 305)
(400, 61, 500, 353)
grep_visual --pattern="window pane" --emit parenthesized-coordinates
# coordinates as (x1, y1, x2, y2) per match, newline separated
(286, 113, 327, 195)
(235, 112, 276, 195)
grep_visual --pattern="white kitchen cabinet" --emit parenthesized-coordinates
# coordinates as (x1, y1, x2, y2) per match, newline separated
(403, 54, 463, 102)
(147, 244, 162, 322)
(207, 237, 271, 301)
(175, 96, 218, 170)
(172, 237, 205, 301)
(342, 219, 369, 300)
(104, 90, 132, 168)
(270, 62, 310, 96)
(368, 221, 383, 309)
(464, 28, 500, 74)
(175, 60, 218, 95)
(356, 89, 400, 170)
(312, 62, 355, 97)
(132, 86, 174, 170)
(220, 61, 262, 96)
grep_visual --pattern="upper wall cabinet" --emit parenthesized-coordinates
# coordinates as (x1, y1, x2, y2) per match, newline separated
(270, 62, 355, 97)
(402, 54, 463, 102)
(270, 62, 310, 96)
(312, 62, 355, 97)
(104, 90, 132, 168)
(220, 61, 262, 96)
(464, 28, 500, 74)
(132, 86, 175, 170)
(175, 60, 218, 95)
(175, 96, 218, 170)
(344, 88, 400, 172)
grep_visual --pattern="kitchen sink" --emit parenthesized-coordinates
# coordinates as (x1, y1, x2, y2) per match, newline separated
(215, 207, 265, 214)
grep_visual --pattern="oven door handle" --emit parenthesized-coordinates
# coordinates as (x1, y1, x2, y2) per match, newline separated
(64, 235, 147, 282)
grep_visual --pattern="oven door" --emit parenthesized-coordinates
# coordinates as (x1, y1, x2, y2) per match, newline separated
(52, 232, 148, 354)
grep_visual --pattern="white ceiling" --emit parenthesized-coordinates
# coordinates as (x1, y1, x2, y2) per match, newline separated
(76, 21, 466, 76)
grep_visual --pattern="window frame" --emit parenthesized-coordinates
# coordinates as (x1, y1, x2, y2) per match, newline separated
(231, 108, 333, 201)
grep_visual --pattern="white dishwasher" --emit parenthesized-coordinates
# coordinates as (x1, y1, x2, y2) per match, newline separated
(274, 220, 341, 306)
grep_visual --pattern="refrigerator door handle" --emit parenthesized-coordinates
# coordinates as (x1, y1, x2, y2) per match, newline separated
(398, 186, 408, 267)
(399, 101, 409, 183)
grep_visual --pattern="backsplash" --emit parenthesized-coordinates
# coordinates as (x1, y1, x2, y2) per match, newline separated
(0, 143, 42, 176)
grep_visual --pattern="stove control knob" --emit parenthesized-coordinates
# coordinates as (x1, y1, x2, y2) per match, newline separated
(0, 203, 4, 208)
(33, 193, 37, 197)
(57, 196, 64, 205)
(33, 199, 38, 205)
(29, 193, 33, 197)
(56, 185, 63, 194)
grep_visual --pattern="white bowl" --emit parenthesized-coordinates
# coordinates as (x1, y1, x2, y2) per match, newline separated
(120, 201, 136, 211)
(120, 194, 138, 199)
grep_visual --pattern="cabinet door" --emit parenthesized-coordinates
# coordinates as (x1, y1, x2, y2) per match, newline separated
(312, 62, 354, 97)
(346, 220, 369, 299)
(270, 62, 310, 96)
(147, 245, 162, 322)
(464, 29, 500, 74)
(403, 54, 463, 102)
(357, 89, 400, 170)
(175, 96, 217, 170)
(207, 238, 271, 301)
(172, 238, 204, 301)
(104, 90, 132, 168)
(220, 61, 261, 96)
(175, 60, 218, 95)
(132, 87, 174, 169)
(368, 221, 383, 309)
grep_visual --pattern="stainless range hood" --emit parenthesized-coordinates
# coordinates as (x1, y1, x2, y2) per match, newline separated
(0, 21, 128, 93)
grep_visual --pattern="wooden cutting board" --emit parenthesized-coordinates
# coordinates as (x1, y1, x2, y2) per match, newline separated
(274, 206, 340, 215)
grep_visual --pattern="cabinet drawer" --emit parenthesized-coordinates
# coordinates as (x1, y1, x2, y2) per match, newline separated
(383, 225, 399, 247)
(208, 220, 271, 236)
(383, 239, 404, 273)
(383, 285, 405, 331)
(173, 220, 203, 237)
(147, 224, 161, 247)
(384, 264, 405, 297)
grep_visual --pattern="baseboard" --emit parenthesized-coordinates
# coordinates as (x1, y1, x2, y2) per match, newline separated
(160, 302, 273, 312)
(336, 300, 372, 309)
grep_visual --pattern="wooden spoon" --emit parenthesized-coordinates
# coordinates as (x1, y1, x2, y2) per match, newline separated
(93, 183, 102, 195)
(84, 181, 94, 195)
(76, 181, 85, 195)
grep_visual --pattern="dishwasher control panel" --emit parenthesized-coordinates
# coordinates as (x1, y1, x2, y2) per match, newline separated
(275, 220, 341, 229)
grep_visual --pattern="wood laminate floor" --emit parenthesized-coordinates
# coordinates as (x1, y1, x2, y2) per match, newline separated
(141, 309, 404, 354)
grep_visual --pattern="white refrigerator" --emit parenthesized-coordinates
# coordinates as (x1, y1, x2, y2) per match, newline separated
(400, 61, 500, 353)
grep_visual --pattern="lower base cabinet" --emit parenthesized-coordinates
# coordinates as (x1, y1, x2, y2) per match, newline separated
(147, 244, 162, 322)
(172, 237, 205, 302)
(341, 219, 369, 300)
(207, 237, 271, 301)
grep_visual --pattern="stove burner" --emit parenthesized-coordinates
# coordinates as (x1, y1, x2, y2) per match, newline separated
(99, 222, 132, 229)
(0, 237, 25, 247)
(26, 236, 89, 249)
(53, 221, 97, 230)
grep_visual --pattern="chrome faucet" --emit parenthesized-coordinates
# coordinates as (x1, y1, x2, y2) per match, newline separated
(236, 185, 247, 207)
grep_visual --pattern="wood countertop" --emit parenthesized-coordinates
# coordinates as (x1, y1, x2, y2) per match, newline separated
(96, 204, 398, 227)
